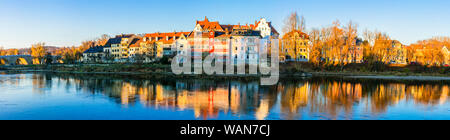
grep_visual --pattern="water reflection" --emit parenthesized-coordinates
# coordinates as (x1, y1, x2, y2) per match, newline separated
(10, 73, 450, 119)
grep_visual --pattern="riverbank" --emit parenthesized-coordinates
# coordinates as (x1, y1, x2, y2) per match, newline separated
(282, 62, 450, 77)
(1, 62, 449, 81)
(347, 75, 450, 81)
(0, 64, 311, 81)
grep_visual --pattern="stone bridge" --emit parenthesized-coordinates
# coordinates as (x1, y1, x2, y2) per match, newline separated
(0, 55, 33, 65)
(0, 55, 62, 65)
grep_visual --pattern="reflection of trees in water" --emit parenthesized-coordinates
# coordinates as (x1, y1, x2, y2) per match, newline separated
(0, 74, 26, 87)
(315, 81, 362, 120)
(366, 83, 406, 114)
(29, 73, 449, 120)
(279, 82, 310, 119)
(32, 74, 50, 94)
(407, 85, 448, 106)
(278, 78, 449, 119)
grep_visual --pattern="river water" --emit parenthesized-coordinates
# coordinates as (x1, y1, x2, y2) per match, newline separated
(0, 72, 449, 120)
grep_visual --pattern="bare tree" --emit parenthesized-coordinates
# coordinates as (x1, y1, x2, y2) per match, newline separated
(283, 11, 306, 34)
(344, 21, 358, 63)
(308, 28, 323, 66)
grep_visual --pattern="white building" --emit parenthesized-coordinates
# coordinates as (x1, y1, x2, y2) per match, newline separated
(253, 18, 280, 39)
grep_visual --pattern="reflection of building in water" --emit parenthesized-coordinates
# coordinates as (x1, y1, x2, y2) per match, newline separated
(32, 74, 50, 94)
(279, 82, 310, 119)
(174, 81, 266, 119)
(255, 98, 271, 120)
(63, 79, 274, 120)
(34, 74, 449, 120)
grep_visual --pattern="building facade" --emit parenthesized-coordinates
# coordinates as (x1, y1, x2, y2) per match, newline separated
(386, 40, 407, 64)
(87, 17, 280, 64)
(82, 46, 104, 63)
(280, 30, 309, 62)
(346, 38, 364, 63)
(184, 17, 278, 65)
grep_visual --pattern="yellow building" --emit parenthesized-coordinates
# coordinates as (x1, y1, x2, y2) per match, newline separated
(280, 30, 309, 62)
(103, 34, 136, 61)
(386, 40, 407, 64)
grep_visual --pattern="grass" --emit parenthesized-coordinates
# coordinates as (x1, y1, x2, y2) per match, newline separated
(2, 61, 449, 77)
(279, 62, 449, 77)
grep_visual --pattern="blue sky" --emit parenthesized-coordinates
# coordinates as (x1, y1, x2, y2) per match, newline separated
(1, 0, 449, 49)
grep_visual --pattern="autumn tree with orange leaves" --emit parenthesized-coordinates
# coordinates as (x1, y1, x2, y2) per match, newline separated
(308, 28, 323, 66)
(407, 37, 449, 66)
(50, 34, 111, 64)
(31, 42, 47, 64)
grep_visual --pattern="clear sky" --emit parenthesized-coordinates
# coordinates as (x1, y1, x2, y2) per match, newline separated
(1, 0, 449, 49)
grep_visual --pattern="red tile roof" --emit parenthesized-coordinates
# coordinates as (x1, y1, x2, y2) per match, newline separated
(282, 30, 309, 39)
(196, 17, 224, 32)
(129, 37, 142, 48)
(143, 32, 190, 44)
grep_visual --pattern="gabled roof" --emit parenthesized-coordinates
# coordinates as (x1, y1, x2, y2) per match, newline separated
(282, 30, 309, 39)
(103, 38, 122, 47)
(129, 37, 142, 48)
(252, 19, 279, 35)
(83, 46, 104, 53)
(268, 22, 279, 35)
(196, 17, 224, 32)
(103, 34, 136, 48)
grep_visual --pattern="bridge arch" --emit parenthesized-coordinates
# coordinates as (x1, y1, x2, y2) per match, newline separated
(0, 58, 8, 65)
(16, 57, 29, 65)
(0, 55, 34, 66)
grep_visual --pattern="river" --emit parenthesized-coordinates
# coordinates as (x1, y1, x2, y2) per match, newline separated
(0, 72, 449, 120)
